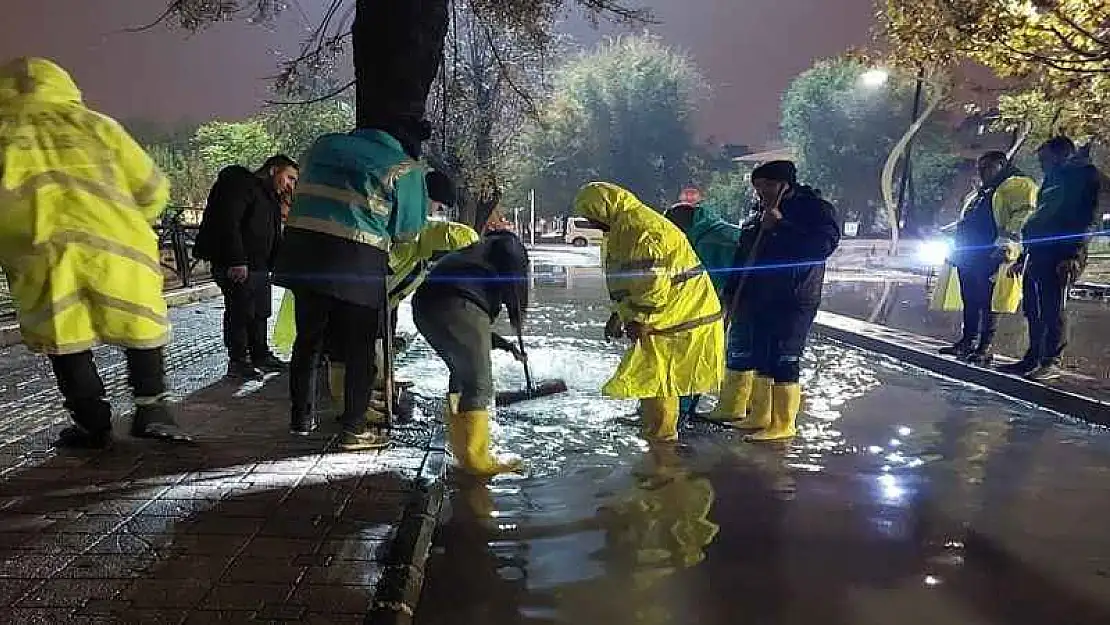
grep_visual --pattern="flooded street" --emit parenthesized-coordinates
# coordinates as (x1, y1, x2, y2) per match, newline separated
(409, 248, 1110, 625)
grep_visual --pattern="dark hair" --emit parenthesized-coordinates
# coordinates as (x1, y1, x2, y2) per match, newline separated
(485, 231, 530, 330)
(1037, 136, 1076, 158)
(258, 154, 299, 174)
(978, 150, 1008, 165)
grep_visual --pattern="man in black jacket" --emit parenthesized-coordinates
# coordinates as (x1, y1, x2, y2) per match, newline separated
(998, 137, 1101, 381)
(717, 160, 840, 442)
(195, 155, 299, 378)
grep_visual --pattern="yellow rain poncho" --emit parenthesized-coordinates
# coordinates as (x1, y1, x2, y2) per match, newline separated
(574, 183, 724, 398)
(0, 58, 170, 355)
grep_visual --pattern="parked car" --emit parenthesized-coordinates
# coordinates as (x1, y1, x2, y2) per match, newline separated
(564, 216, 605, 247)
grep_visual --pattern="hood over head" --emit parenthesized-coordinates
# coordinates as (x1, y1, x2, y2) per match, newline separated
(0, 57, 82, 107)
(573, 182, 654, 230)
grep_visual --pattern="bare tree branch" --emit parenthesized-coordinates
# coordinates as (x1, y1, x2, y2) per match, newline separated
(264, 79, 355, 105)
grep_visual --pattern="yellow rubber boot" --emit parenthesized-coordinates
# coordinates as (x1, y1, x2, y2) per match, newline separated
(328, 362, 346, 404)
(447, 410, 522, 477)
(733, 376, 773, 430)
(706, 370, 755, 422)
(641, 397, 680, 442)
(746, 383, 801, 442)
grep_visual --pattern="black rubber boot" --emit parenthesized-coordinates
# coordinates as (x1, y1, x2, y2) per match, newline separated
(290, 410, 318, 436)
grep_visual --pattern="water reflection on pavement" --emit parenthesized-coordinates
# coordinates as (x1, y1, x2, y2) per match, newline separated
(412, 256, 1110, 625)
(821, 278, 1110, 398)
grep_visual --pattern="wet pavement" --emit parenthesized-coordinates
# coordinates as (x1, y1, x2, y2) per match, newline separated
(821, 278, 1110, 401)
(413, 250, 1110, 625)
(0, 296, 440, 624)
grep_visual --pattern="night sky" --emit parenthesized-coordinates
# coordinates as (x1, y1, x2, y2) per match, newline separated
(0, 0, 874, 145)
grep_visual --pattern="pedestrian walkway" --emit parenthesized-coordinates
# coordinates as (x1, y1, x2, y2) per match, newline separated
(0, 299, 444, 624)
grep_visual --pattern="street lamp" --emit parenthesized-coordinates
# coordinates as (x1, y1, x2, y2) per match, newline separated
(860, 68, 890, 88)
(861, 65, 946, 255)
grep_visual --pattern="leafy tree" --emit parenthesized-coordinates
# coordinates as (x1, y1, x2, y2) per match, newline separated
(700, 163, 757, 224)
(192, 120, 280, 175)
(780, 58, 961, 234)
(879, 0, 1109, 138)
(147, 1, 651, 136)
(260, 97, 355, 162)
(147, 143, 211, 208)
(509, 34, 709, 215)
(424, 0, 553, 228)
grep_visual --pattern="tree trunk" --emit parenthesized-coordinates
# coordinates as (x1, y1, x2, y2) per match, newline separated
(352, 0, 449, 157)
(474, 185, 502, 232)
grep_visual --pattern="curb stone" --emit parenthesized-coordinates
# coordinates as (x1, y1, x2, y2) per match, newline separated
(367, 423, 448, 625)
(813, 310, 1110, 426)
(0, 282, 221, 348)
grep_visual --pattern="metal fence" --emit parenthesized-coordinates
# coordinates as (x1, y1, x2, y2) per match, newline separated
(0, 208, 211, 320)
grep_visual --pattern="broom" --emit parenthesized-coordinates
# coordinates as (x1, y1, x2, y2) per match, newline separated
(495, 286, 569, 407)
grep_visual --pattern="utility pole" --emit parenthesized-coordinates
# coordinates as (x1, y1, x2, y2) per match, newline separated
(896, 69, 925, 237)
(529, 188, 537, 247)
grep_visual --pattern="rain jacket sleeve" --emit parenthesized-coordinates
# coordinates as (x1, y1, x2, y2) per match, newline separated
(612, 233, 674, 329)
(109, 120, 169, 224)
(992, 176, 1037, 259)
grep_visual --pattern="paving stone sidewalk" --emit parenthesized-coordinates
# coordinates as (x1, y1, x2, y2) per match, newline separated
(0, 299, 445, 624)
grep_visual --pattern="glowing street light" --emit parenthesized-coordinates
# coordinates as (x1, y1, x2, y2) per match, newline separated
(860, 68, 890, 88)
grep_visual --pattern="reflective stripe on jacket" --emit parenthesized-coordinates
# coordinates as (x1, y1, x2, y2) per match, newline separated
(574, 182, 724, 399)
(0, 58, 170, 354)
(287, 130, 428, 252)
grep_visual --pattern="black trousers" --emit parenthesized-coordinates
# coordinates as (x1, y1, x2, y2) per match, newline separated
(50, 348, 167, 434)
(213, 268, 273, 362)
(956, 260, 999, 346)
(289, 289, 380, 432)
(727, 305, 818, 384)
(1022, 256, 1071, 365)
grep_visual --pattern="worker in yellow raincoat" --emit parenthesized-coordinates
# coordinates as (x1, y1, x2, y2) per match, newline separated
(573, 182, 725, 442)
(0, 57, 191, 448)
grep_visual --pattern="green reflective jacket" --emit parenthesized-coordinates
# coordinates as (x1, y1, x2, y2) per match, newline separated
(681, 207, 741, 294)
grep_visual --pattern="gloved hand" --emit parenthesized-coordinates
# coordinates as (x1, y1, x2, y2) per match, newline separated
(1057, 258, 1083, 283)
(1008, 254, 1026, 278)
(624, 320, 651, 342)
(604, 312, 624, 340)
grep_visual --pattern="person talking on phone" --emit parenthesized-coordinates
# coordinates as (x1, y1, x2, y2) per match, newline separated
(715, 160, 839, 442)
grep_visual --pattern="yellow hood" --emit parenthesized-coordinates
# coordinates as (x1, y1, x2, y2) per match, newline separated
(573, 182, 657, 231)
(0, 57, 83, 107)
(417, 220, 479, 258)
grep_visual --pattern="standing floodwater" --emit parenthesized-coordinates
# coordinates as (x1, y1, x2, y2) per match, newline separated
(409, 248, 1110, 625)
